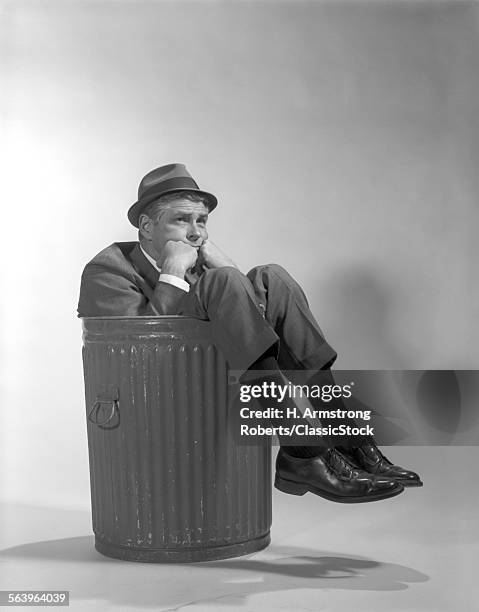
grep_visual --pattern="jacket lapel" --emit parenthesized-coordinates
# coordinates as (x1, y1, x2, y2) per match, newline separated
(128, 243, 159, 293)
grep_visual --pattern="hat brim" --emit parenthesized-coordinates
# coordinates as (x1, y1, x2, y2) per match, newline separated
(128, 188, 218, 228)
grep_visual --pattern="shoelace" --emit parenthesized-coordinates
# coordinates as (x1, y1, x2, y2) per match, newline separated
(327, 449, 359, 477)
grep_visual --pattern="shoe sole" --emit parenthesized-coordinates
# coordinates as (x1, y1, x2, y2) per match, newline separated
(274, 475, 404, 503)
(398, 480, 423, 487)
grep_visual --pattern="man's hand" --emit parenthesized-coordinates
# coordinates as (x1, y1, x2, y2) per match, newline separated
(157, 241, 198, 279)
(198, 240, 238, 270)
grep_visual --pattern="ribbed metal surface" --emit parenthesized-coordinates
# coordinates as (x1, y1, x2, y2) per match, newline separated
(82, 317, 271, 562)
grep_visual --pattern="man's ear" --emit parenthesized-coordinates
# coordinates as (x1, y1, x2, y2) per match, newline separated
(138, 214, 153, 240)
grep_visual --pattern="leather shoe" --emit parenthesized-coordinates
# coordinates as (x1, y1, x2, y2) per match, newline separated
(338, 438, 423, 487)
(275, 447, 404, 503)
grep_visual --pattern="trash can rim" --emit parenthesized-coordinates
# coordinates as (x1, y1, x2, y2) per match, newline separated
(81, 316, 213, 337)
(80, 315, 194, 320)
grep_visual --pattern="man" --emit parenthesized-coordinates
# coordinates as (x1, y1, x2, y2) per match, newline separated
(78, 163, 422, 503)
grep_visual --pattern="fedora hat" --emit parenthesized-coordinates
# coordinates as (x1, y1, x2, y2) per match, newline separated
(128, 163, 218, 227)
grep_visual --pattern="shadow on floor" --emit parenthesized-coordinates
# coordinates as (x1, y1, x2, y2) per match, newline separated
(1, 537, 429, 609)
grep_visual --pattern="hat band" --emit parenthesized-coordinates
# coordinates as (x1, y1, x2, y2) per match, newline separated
(139, 176, 200, 202)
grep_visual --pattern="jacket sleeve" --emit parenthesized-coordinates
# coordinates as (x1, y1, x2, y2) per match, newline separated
(77, 263, 186, 317)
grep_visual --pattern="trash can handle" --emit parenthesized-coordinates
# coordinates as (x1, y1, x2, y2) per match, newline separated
(88, 386, 120, 429)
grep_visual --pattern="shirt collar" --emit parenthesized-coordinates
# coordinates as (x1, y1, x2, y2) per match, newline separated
(139, 244, 161, 274)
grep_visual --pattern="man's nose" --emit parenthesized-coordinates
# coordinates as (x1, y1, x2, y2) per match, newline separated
(187, 224, 202, 242)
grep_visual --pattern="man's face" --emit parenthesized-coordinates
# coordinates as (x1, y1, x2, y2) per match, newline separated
(144, 198, 209, 259)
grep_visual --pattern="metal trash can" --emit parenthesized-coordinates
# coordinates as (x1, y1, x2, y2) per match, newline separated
(81, 316, 272, 562)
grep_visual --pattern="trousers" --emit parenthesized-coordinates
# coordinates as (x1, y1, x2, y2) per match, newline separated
(176, 264, 337, 378)
(177, 264, 369, 448)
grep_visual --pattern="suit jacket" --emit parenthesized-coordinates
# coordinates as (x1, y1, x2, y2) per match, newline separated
(77, 242, 187, 317)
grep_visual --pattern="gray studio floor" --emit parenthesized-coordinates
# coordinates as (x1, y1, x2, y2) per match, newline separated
(1, 447, 477, 612)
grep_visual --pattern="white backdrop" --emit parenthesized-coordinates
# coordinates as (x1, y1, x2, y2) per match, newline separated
(1, 0, 478, 508)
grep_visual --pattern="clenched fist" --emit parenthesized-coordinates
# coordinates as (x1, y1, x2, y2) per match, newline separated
(198, 240, 238, 270)
(157, 241, 199, 278)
